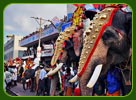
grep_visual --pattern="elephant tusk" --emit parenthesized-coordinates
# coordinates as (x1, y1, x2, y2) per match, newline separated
(46, 69, 53, 77)
(86, 64, 102, 88)
(69, 75, 79, 83)
(47, 63, 63, 76)
(45, 74, 48, 78)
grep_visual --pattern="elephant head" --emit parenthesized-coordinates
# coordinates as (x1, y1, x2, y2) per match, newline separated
(47, 26, 85, 76)
(69, 7, 132, 95)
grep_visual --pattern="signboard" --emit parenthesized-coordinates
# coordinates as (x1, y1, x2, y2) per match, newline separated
(22, 55, 34, 59)
(61, 22, 72, 32)
(20, 25, 59, 46)
(41, 44, 54, 57)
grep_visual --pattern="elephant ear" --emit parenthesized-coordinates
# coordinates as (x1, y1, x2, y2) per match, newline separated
(125, 12, 132, 46)
(102, 26, 120, 46)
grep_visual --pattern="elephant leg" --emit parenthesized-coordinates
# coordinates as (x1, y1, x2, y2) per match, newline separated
(22, 78, 26, 90)
(50, 74, 59, 96)
(30, 77, 35, 92)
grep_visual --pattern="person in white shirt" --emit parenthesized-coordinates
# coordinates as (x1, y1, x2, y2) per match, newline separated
(12, 66, 17, 86)
(4, 67, 12, 90)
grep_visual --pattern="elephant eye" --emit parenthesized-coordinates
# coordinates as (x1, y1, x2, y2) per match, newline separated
(102, 30, 117, 40)
(102, 30, 118, 46)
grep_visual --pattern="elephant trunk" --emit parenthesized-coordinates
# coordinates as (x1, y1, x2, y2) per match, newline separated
(79, 39, 108, 95)
(48, 26, 75, 76)
(51, 26, 75, 66)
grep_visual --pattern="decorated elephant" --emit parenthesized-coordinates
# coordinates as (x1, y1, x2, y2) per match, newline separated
(47, 5, 132, 96)
(69, 5, 132, 95)
(22, 69, 35, 91)
(47, 27, 84, 95)
(22, 57, 39, 92)
(47, 7, 97, 95)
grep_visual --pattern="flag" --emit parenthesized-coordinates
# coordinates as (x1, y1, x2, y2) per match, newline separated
(73, 4, 85, 7)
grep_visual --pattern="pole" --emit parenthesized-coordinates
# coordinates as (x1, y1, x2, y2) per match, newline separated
(31, 17, 44, 62)
(31, 17, 56, 62)
(37, 18, 42, 61)
(38, 18, 43, 48)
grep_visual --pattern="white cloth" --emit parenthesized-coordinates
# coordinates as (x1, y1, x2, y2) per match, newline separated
(5, 71, 12, 84)
(39, 69, 47, 80)
(22, 61, 26, 70)
(4, 72, 6, 89)
(34, 58, 39, 65)
(32, 58, 39, 69)
(12, 68, 17, 81)
(32, 64, 39, 69)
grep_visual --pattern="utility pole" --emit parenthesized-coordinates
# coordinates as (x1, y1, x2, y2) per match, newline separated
(31, 17, 56, 62)
(31, 17, 45, 62)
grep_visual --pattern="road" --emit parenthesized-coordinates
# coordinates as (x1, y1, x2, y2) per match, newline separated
(6, 83, 36, 96)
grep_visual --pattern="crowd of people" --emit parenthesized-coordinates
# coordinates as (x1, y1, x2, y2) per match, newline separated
(4, 56, 132, 96)
(4, 64, 18, 90)
(4, 58, 79, 96)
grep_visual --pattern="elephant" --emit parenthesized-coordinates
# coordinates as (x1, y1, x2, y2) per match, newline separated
(47, 8, 98, 95)
(48, 5, 132, 96)
(22, 69, 35, 91)
(69, 6, 132, 95)
(48, 28, 84, 95)
(22, 57, 40, 92)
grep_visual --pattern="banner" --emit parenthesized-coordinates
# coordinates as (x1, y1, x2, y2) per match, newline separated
(41, 44, 54, 57)
(20, 25, 58, 46)
(61, 22, 72, 32)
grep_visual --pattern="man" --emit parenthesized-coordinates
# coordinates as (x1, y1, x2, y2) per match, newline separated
(4, 67, 12, 90)
(64, 67, 74, 96)
(12, 65, 17, 86)
(37, 64, 47, 96)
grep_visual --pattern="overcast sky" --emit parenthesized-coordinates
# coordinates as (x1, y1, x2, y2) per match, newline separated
(4, 4, 67, 43)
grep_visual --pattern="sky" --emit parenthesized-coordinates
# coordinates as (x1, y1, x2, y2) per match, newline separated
(4, 4, 67, 43)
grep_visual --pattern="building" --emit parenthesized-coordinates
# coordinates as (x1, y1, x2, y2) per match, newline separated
(4, 35, 27, 62)
(19, 24, 59, 64)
